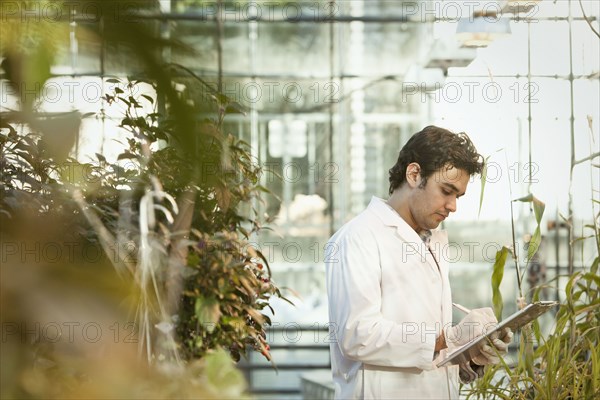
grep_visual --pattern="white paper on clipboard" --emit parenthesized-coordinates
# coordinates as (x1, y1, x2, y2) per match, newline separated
(436, 301, 559, 367)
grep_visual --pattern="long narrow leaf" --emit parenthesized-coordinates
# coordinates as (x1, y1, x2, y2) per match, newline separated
(492, 246, 510, 321)
(527, 226, 542, 262)
(478, 150, 502, 218)
(514, 193, 546, 264)
(478, 156, 490, 218)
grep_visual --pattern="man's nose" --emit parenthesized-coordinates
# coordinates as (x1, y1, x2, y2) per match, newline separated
(446, 197, 457, 213)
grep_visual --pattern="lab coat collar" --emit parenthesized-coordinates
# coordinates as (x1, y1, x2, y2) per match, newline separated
(367, 196, 448, 267)
(367, 196, 423, 244)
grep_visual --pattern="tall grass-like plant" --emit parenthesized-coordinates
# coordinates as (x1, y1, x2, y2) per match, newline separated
(464, 266, 599, 400)
(463, 124, 600, 399)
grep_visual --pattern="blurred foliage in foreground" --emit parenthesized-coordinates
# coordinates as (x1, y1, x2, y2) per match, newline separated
(1, 0, 286, 398)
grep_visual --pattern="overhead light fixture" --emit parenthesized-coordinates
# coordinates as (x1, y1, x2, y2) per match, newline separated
(456, 10, 512, 48)
(499, 0, 542, 14)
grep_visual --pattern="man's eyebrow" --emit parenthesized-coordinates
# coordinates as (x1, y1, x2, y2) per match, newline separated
(443, 182, 466, 197)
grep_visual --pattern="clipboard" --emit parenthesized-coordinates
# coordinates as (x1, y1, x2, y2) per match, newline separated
(436, 301, 559, 367)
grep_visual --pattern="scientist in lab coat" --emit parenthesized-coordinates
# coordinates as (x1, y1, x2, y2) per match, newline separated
(325, 126, 513, 399)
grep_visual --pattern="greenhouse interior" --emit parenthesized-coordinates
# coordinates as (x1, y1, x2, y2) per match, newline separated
(1, 0, 599, 399)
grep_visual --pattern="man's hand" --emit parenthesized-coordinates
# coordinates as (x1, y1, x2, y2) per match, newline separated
(459, 361, 485, 384)
(444, 307, 498, 350)
(472, 327, 513, 366)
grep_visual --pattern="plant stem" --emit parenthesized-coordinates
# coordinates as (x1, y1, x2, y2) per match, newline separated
(506, 152, 524, 299)
(567, 0, 576, 275)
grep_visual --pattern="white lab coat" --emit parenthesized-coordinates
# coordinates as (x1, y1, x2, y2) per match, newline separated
(325, 197, 460, 399)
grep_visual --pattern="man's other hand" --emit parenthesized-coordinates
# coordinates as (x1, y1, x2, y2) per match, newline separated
(459, 361, 485, 384)
(472, 327, 513, 365)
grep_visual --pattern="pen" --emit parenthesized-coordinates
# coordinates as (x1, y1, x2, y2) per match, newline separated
(452, 302, 472, 314)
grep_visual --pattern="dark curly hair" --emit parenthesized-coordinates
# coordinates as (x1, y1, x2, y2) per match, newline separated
(388, 126, 484, 194)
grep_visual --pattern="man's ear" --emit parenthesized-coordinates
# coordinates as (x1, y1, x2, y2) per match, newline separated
(406, 163, 421, 188)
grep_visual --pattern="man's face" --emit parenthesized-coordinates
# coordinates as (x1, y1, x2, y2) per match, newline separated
(408, 165, 470, 231)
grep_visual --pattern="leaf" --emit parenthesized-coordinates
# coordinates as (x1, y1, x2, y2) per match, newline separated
(581, 271, 600, 286)
(491, 246, 510, 321)
(238, 276, 256, 298)
(254, 249, 273, 277)
(246, 308, 265, 325)
(532, 199, 545, 225)
(513, 193, 545, 225)
(275, 289, 296, 306)
(262, 314, 272, 326)
(195, 296, 221, 333)
(514, 193, 546, 269)
(565, 272, 582, 304)
(514, 193, 534, 202)
(222, 317, 245, 332)
(530, 289, 542, 342)
(238, 226, 249, 239)
(214, 185, 231, 211)
(558, 211, 570, 224)
(225, 101, 248, 115)
(254, 185, 272, 194)
(117, 152, 136, 160)
(478, 156, 489, 218)
(128, 96, 140, 107)
(141, 94, 154, 104)
(527, 226, 542, 262)
(574, 300, 600, 316)
(204, 348, 248, 396)
(117, 96, 131, 107)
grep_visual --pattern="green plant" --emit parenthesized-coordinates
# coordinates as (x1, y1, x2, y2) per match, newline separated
(464, 266, 599, 400)
(94, 78, 287, 362)
(1, 1, 286, 396)
(463, 125, 600, 398)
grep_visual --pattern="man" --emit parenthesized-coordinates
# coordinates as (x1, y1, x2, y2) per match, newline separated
(325, 126, 513, 399)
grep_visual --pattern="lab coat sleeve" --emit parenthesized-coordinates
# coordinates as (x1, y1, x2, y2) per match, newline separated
(326, 228, 436, 371)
